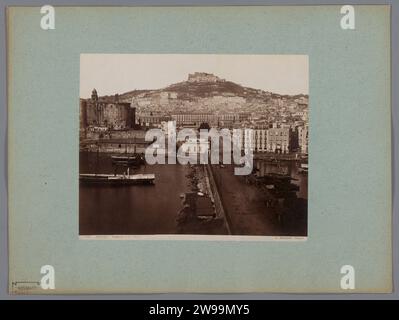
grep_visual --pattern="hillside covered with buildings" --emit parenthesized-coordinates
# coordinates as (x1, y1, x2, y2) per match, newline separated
(118, 72, 308, 118)
(80, 72, 308, 154)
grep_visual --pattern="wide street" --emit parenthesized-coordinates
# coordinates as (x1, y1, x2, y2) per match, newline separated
(210, 164, 281, 236)
(210, 163, 307, 237)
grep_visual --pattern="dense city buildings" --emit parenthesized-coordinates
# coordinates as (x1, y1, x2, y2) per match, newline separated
(188, 72, 225, 83)
(79, 73, 308, 155)
(266, 127, 291, 153)
(172, 113, 218, 127)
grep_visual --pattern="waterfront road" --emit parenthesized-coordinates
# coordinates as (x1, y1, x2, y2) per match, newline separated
(210, 164, 282, 236)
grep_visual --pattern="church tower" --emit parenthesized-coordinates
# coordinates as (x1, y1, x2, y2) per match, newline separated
(91, 88, 98, 101)
(91, 88, 101, 125)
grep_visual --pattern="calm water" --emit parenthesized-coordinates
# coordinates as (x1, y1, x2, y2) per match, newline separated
(79, 152, 190, 235)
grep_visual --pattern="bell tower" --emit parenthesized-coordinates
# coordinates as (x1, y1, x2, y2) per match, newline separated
(91, 88, 98, 101)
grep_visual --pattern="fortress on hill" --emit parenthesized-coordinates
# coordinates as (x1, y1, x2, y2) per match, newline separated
(187, 72, 225, 83)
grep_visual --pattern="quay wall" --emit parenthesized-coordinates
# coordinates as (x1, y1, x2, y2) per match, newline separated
(205, 164, 232, 235)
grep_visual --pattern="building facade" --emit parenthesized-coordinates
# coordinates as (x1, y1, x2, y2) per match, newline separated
(298, 125, 308, 154)
(266, 127, 291, 153)
(238, 128, 267, 153)
(171, 113, 251, 128)
(137, 112, 171, 127)
(80, 89, 135, 130)
(180, 138, 209, 156)
(235, 127, 294, 154)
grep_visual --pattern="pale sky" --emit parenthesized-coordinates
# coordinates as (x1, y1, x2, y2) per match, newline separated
(80, 54, 308, 98)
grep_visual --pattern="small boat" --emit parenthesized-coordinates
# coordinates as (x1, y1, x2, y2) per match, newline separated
(111, 154, 144, 166)
(79, 173, 155, 185)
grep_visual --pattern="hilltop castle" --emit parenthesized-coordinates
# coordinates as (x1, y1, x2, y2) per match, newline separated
(187, 72, 225, 83)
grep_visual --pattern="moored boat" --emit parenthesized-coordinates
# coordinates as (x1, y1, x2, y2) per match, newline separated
(111, 154, 144, 166)
(79, 173, 155, 185)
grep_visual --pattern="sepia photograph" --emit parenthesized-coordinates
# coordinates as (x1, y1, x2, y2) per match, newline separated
(79, 54, 309, 238)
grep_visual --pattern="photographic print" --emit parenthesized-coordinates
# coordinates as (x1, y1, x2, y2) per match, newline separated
(79, 54, 309, 238)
